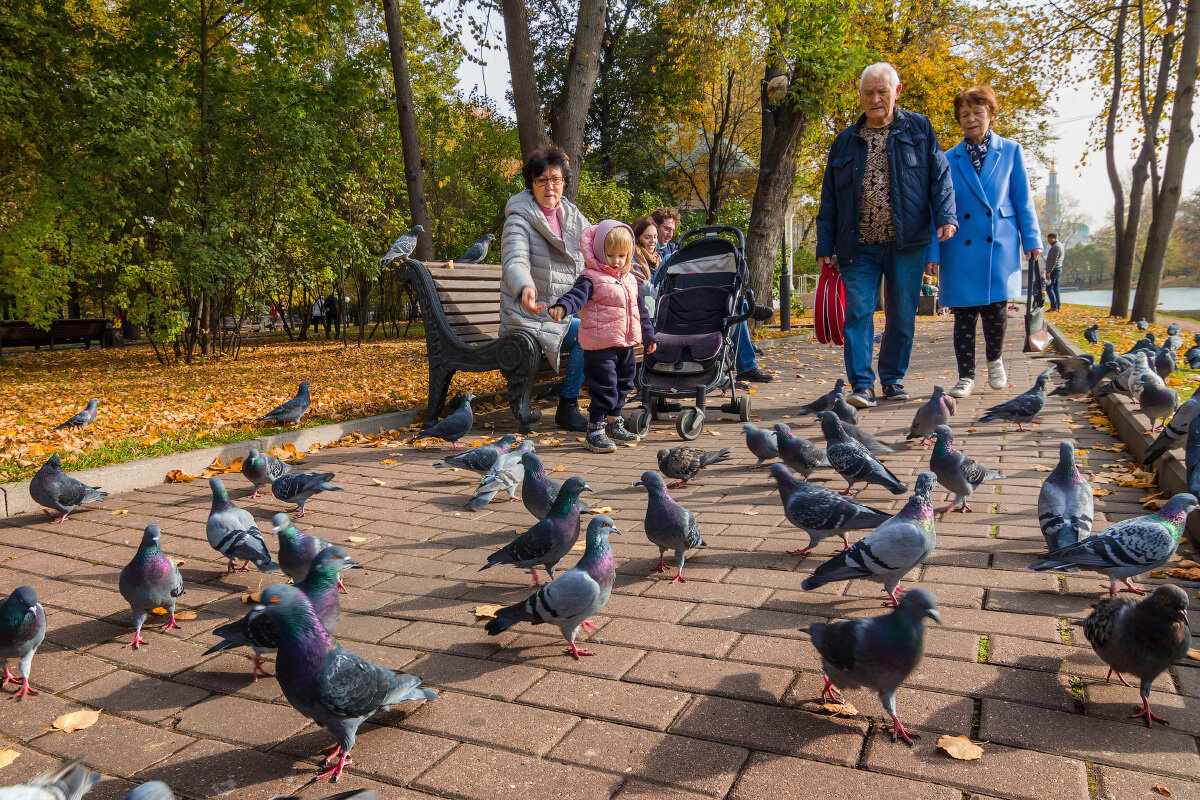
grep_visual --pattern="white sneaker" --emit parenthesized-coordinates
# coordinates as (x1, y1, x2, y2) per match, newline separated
(987, 359, 1007, 390)
(949, 378, 974, 398)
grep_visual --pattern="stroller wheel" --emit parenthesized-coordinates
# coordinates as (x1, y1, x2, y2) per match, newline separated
(631, 407, 652, 437)
(737, 395, 752, 422)
(677, 408, 705, 440)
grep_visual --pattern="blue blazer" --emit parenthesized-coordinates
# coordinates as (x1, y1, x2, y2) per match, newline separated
(933, 133, 1041, 308)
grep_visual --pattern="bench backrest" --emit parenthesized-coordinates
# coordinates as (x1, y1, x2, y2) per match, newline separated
(425, 261, 504, 345)
(50, 319, 107, 338)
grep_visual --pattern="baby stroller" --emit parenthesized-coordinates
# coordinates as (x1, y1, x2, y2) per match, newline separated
(628, 225, 755, 441)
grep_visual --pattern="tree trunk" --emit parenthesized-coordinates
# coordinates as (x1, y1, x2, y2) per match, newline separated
(1132, 0, 1200, 322)
(1106, 0, 1132, 317)
(760, 12, 790, 164)
(381, 0, 433, 260)
(500, 0, 547, 160)
(547, 0, 606, 199)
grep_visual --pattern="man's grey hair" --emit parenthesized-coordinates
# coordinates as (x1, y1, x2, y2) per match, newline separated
(859, 62, 901, 91)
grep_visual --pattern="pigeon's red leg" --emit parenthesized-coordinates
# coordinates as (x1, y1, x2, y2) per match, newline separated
(671, 566, 687, 583)
(787, 546, 813, 556)
(652, 557, 667, 573)
(840, 533, 852, 551)
(453, 443, 462, 450)
(839, 482, 855, 496)
(580, 620, 598, 632)
(162, 613, 182, 631)
(1131, 696, 1169, 727)
(251, 656, 273, 680)
(669, 480, 687, 489)
(2, 668, 17, 684)
(320, 743, 342, 761)
(529, 568, 541, 585)
(565, 641, 595, 659)
(11, 678, 37, 699)
(1017, 423, 1028, 432)
(125, 628, 150, 649)
(1105, 668, 1131, 687)
(1122, 579, 1148, 595)
(53, 513, 68, 524)
(293, 507, 306, 518)
(886, 714, 918, 745)
(955, 503, 972, 513)
(820, 676, 843, 703)
(249, 490, 260, 499)
(337, 575, 347, 594)
(884, 586, 904, 607)
(234, 561, 252, 572)
(316, 752, 353, 781)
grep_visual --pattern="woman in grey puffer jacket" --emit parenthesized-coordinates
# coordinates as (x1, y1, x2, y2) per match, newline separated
(500, 144, 591, 431)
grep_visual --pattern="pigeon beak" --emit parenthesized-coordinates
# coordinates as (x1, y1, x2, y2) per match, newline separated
(27, 606, 37, 615)
(610, 526, 623, 536)
(253, 604, 266, 612)
(926, 609, 942, 624)
(582, 484, 594, 492)
(345, 558, 364, 570)
(632, 479, 644, 487)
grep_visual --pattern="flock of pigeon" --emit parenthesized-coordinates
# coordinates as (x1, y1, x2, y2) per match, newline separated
(4, 319, 1200, 796)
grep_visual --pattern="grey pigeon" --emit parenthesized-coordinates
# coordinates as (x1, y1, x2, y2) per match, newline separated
(774, 423, 830, 479)
(118, 525, 185, 650)
(1164, 333, 1184, 351)
(1098, 341, 1122, 371)
(273, 512, 345, 592)
(485, 515, 619, 659)
(1188, 415, 1200, 496)
(1185, 334, 1200, 368)
(271, 472, 343, 517)
(380, 224, 425, 267)
(259, 381, 311, 425)
(842, 421, 895, 455)
(1039, 441, 1094, 551)
(457, 233, 495, 264)
(1095, 351, 1153, 398)
(979, 372, 1049, 431)
(1084, 324, 1100, 344)
(634, 471, 706, 582)
(906, 385, 955, 446)
(1167, 322, 1181, 336)
(1043, 354, 1103, 397)
(802, 471, 938, 606)
(1144, 386, 1200, 464)
(657, 446, 732, 487)
(769, 464, 890, 554)
(830, 394, 860, 425)
(799, 378, 846, 415)
(255, 584, 436, 782)
(806, 587, 940, 745)
(928, 425, 1003, 513)
(742, 423, 779, 468)
(54, 398, 98, 431)
(433, 432, 518, 473)
(480, 477, 591, 584)
(413, 392, 475, 449)
(208, 477, 279, 572)
(28, 454, 107, 523)
(1084, 584, 1190, 727)
(1137, 317, 1149, 330)
(817, 411, 906, 497)
(1126, 333, 1156, 354)
(519, 450, 586, 519)
(1029, 493, 1199, 595)
(242, 447, 293, 498)
(470, 440, 536, 509)
(124, 783, 176, 800)
(0, 586, 44, 699)
(1154, 345, 1176, 379)
(1139, 378, 1178, 432)
(0, 760, 99, 800)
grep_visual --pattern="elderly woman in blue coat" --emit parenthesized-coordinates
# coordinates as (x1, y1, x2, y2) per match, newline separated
(934, 86, 1042, 398)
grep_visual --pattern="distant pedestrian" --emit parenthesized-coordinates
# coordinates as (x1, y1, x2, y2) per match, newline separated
(1044, 233, 1063, 312)
(323, 292, 338, 337)
(310, 298, 323, 333)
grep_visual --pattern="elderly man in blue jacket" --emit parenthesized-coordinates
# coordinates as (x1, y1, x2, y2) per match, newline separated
(816, 62, 958, 408)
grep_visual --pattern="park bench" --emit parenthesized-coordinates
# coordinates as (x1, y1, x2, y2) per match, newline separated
(0, 318, 110, 353)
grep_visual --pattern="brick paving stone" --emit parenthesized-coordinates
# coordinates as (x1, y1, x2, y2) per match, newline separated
(1083, 681, 1200, 734)
(907, 657, 1076, 712)
(404, 690, 579, 756)
(625, 650, 795, 704)
(175, 693, 312, 747)
(490, 633, 647, 679)
(1097, 765, 1200, 800)
(788, 685, 975, 734)
(726, 632, 824, 671)
(413, 742, 622, 800)
(382, 619, 503, 659)
(410, 652, 546, 701)
(680, 603, 823, 638)
(272, 724, 457, 784)
(730, 751, 960, 800)
(517, 671, 690, 730)
(591, 617, 740, 658)
(32, 713, 194, 778)
(611, 780, 712, 800)
(65, 669, 209, 723)
(134, 738, 315, 800)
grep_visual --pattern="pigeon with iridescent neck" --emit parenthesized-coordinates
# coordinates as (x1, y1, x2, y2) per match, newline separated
(380, 224, 424, 267)
(906, 385, 955, 446)
(929, 425, 1003, 513)
(979, 372, 1048, 431)
(518, 450, 586, 519)
(1185, 334, 1200, 369)
(54, 398, 98, 431)
(1139, 378, 1178, 432)
(118, 525, 185, 650)
(242, 447, 293, 498)
(634, 471, 705, 582)
(456, 233, 496, 264)
(1038, 441, 1094, 551)
(774, 424, 829, 479)
(434, 432, 518, 473)
(480, 477, 591, 584)
(0, 586, 44, 700)
(818, 411, 906, 497)
(742, 423, 779, 468)
(208, 477, 279, 572)
(830, 394, 860, 425)
(28, 455, 107, 523)
(1084, 324, 1100, 344)
(769, 464, 889, 555)
(274, 513, 347, 593)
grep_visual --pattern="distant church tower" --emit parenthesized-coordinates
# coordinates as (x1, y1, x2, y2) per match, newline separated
(1045, 159, 1061, 232)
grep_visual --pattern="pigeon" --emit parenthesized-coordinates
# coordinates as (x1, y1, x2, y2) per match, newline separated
(1189, 416, 1200, 496)
(380, 224, 425, 267)
(0, 586, 45, 700)
(470, 441, 536, 509)
(1164, 333, 1184, 351)
(1185, 334, 1200, 369)
(1139, 379, 1178, 432)
(28, 454, 107, 523)
(1144, 386, 1200, 465)
(1099, 341, 1119, 370)
(1167, 322, 1181, 336)
(817, 411, 907, 497)
(255, 584, 437, 782)
(1126, 333, 1156, 354)
(124, 783, 177, 800)
(456, 233, 496, 264)
(433, 432, 518, 473)
(0, 760, 100, 799)
(518, 450, 586, 519)
(208, 477, 279, 572)
(774, 423, 830, 479)
(842, 421, 896, 455)
(118, 525, 185, 650)
(742, 423, 780, 468)
(1096, 351, 1153, 398)
(412, 392, 475, 449)
(480, 477, 591, 584)
(1137, 317, 1149, 330)
(259, 381, 311, 425)
(1039, 441, 1095, 551)
(657, 446, 732, 488)
(485, 515, 620, 659)
(1084, 324, 1100, 344)
(1028, 493, 1199, 595)
(802, 471, 938, 606)
(831, 394, 860, 425)
(242, 447, 293, 498)
(1083, 584, 1190, 727)
(806, 587, 941, 745)
(769, 464, 890, 554)
(273, 512, 345, 592)
(928, 425, 1004, 513)
(979, 372, 1049, 431)
(54, 398, 98, 431)
(1043, 354, 1103, 397)
(634, 471, 706, 582)
(1154, 345, 1176, 379)
(906, 385, 955, 446)
(271, 472, 343, 517)
(799, 378, 846, 415)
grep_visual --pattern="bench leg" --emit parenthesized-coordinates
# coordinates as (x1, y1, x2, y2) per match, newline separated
(505, 369, 542, 434)
(426, 367, 455, 423)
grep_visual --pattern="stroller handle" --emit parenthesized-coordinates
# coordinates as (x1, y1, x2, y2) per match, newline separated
(724, 289, 756, 327)
(676, 225, 747, 250)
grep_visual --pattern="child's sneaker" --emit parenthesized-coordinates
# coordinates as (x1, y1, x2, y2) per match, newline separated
(585, 424, 617, 454)
(607, 417, 640, 443)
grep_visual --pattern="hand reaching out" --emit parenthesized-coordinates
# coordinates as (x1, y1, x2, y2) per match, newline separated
(547, 305, 565, 322)
(520, 286, 545, 314)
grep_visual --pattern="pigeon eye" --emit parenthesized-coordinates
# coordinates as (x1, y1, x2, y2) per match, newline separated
(269, 596, 279, 603)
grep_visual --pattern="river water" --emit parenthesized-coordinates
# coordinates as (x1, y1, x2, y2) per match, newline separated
(1059, 287, 1200, 311)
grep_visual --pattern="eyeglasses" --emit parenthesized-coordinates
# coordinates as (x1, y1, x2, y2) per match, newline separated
(533, 177, 565, 188)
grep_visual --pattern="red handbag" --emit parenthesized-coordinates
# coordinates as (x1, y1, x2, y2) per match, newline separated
(814, 262, 846, 345)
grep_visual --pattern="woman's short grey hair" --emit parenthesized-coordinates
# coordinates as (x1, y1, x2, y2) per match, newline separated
(859, 62, 901, 91)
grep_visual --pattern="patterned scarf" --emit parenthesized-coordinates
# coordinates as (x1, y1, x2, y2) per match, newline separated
(965, 130, 992, 174)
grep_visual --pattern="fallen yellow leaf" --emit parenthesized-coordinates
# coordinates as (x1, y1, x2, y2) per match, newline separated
(111, 508, 129, 515)
(1153, 785, 1171, 797)
(551, 465, 565, 472)
(380, 459, 397, 465)
(165, 469, 195, 483)
(473, 604, 502, 620)
(51, 709, 101, 733)
(821, 702, 858, 716)
(1188, 648, 1200, 661)
(348, 536, 369, 543)
(371, 478, 386, 486)
(937, 734, 983, 760)
(1092, 487, 1114, 497)
(0, 747, 19, 770)
(584, 506, 613, 515)
(172, 610, 198, 620)
(241, 591, 262, 604)
(1034, 465, 1053, 472)
(744, 509, 759, 515)
(151, 607, 168, 615)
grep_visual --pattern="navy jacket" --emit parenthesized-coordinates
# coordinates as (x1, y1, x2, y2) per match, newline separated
(815, 108, 957, 266)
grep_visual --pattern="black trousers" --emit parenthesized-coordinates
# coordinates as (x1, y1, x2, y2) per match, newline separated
(583, 346, 637, 424)
(952, 301, 1008, 379)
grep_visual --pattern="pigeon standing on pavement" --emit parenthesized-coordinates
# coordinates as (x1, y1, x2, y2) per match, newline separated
(0, 586, 45, 700)
(1139, 379, 1179, 432)
(1144, 386, 1200, 465)
(518, 450, 586, 519)
(433, 432, 518, 473)
(906, 385, 955, 446)
(1083, 584, 1190, 727)
(480, 477, 591, 584)
(412, 392, 475, 449)
(742, 423, 780, 468)
(774, 424, 830, 479)
(28, 455, 107, 523)
(831, 394, 861, 425)
(1084, 324, 1100, 344)
(802, 472, 938, 606)
(818, 411, 907, 496)
(634, 471, 706, 582)
(242, 447, 293, 498)
(380, 224, 425, 267)
(119, 525, 185, 650)
(1038, 441, 1094, 551)
(806, 587, 941, 745)
(769, 464, 890, 554)
(485, 516, 619, 659)
(54, 399, 98, 431)
(208, 477, 279, 572)
(255, 585, 437, 782)
(1029, 493, 1199, 595)
(657, 446, 732, 488)
(0, 760, 100, 799)
(271, 472, 343, 518)
(274, 512, 346, 592)
(470, 440, 535, 509)
(799, 378, 847, 415)
(979, 372, 1049, 431)
(929, 425, 1004, 513)
(259, 381, 311, 426)
(456, 233, 496, 264)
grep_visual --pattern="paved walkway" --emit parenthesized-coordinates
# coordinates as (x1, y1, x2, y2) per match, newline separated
(1, 315, 1198, 800)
